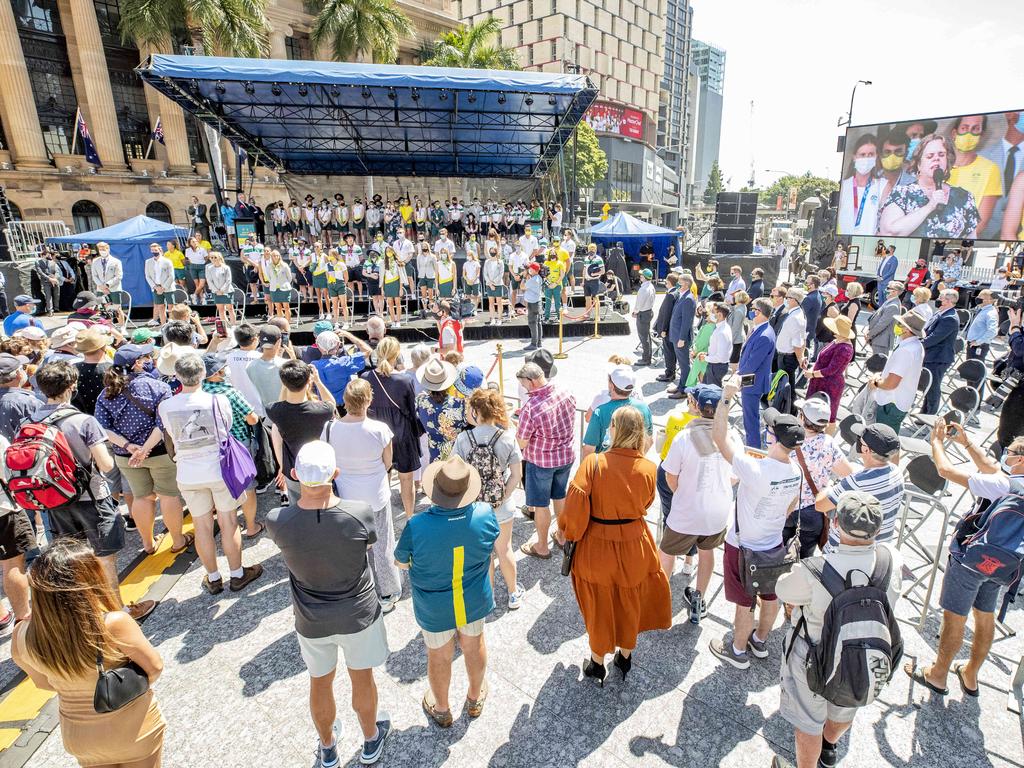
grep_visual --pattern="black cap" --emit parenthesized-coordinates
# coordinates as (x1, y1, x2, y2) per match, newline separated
(850, 422, 900, 457)
(73, 290, 102, 310)
(257, 324, 282, 349)
(762, 407, 806, 449)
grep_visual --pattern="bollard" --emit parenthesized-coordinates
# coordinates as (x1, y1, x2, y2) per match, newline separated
(496, 342, 505, 396)
(553, 309, 568, 359)
(592, 295, 602, 339)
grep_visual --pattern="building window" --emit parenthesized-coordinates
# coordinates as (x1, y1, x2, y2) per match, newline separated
(7, 202, 23, 222)
(13, 0, 63, 34)
(146, 201, 172, 223)
(92, 0, 122, 45)
(107, 57, 152, 161)
(286, 32, 313, 61)
(72, 200, 103, 233)
(23, 40, 78, 158)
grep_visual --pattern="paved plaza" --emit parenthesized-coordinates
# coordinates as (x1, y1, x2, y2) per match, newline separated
(2, 321, 1024, 768)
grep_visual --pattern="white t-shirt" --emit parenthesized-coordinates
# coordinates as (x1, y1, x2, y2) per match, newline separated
(223, 348, 265, 417)
(707, 321, 734, 364)
(158, 391, 233, 485)
(968, 472, 1021, 501)
(874, 336, 924, 412)
(463, 260, 481, 284)
(323, 418, 393, 510)
(662, 427, 740, 535)
(519, 235, 539, 256)
(725, 452, 801, 551)
(775, 307, 806, 353)
(185, 246, 208, 266)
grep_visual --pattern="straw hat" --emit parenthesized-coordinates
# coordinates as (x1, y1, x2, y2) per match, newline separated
(422, 455, 481, 509)
(822, 314, 856, 340)
(75, 327, 111, 354)
(416, 357, 457, 392)
(894, 311, 926, 338)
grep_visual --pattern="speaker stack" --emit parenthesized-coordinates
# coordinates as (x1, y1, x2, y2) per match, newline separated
(712, 192, 757, 255)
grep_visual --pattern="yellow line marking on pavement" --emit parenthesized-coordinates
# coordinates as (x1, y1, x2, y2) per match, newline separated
(0, 520, 196, 748)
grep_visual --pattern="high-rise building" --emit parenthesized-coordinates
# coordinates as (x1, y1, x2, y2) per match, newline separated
(656, 0, 692, 225)
(690, 39, 725, 203)
(0, 0, 456, 232)
(458, 0, 676, 222)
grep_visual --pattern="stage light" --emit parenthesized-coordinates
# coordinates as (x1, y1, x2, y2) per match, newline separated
(271, 83, 282, 96)
(189, 79, 200, 92)
(411, 88, 420, 102)
(439, 90, 448, 101)
(330, 85, 340, 98)
(524, 95, 534, 106)
(244, 81, 255, 95)
(467, 92, 477, 103)
(548, 95, 556, 105)
(214, 80, 225, 95)
(298, 83, 308, 97)
(362, 87, 372, 99)
(387, 88, 397, 100)
(497, 93, 506, 104)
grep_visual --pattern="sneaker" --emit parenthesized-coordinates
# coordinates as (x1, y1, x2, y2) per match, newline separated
(380, 593, 400, 614)
(684, 587, 707, 623)
(508, 584, 525, 610)
(681, 560, 696, 577)
(202, 575, 224, 595)
(818, 741, 838, 768)
(315, 721, 341, 768)
(124, 515, 138, 531)
(747, 633, 769, 659)
(392, 321, 402, 328)
(146, 319, 159, 327)
(360, 713, 392, 765)
(124, 600, 158, 621)
(667, 383, 679, 393)
(229, 564, 264, 592)
(255, 479, 277, 494)
(709, 638, 750, 670)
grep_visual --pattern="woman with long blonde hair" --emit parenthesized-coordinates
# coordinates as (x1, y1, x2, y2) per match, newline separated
(12, 538, 166, 767)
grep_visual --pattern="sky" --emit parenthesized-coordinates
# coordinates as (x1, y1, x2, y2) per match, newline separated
(691, 0, 1024, 191)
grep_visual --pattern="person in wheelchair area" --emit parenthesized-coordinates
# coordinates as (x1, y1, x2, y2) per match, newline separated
(601, 272, 629, 314)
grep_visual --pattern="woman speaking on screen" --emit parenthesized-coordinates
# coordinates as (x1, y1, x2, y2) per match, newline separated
(878, 133, 980, 238)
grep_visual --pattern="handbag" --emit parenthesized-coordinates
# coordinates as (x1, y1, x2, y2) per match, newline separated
(560, 540, 577, 576)
(735, 476, 802, 598)
(94, 651, 149, 713)
(212, 396, 257, 499)
(793, 446, 827, 550)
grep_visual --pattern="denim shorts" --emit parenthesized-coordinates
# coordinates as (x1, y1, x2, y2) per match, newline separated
(939, 555, 1003, 617)
(524, 461, 572, 507)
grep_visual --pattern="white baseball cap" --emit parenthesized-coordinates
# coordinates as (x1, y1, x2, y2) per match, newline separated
(798, 393, 831, 426)
(315, 330, 341, 353)
(294, 440, 337, 487)
(609, 364, 635, 392)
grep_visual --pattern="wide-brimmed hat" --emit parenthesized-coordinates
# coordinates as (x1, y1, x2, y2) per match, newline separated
(416, 357, 457, 392)
(894, 311, 926, 338)
(525, 348, 557, 378)
(823, 314, 856, 340)
(422, 455, 481, 509)
(156, 342, 188, 376)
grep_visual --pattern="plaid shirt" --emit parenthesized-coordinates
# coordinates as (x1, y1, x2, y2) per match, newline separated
(516, 382, 576, 468)
(202, 381, 253, 441)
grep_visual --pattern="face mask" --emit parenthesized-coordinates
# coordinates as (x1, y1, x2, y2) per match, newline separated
(893, 323, 902, 337)
(854, 157, 875, 175)
(881, 154, 903, 172)
(141, 360, 155, 373)
(907, 138, 921, 158)
(1000, 451, 1022, 473)
(953, 133, 981, 153)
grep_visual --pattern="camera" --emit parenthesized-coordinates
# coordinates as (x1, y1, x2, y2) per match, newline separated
(996, 292, 1024, 311)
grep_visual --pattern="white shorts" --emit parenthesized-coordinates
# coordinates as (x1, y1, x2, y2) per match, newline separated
(779, 633, 857, 735)
(420, 618, 485, 650)
(297, 616, 390, 678)
(178, 479, 245, 518)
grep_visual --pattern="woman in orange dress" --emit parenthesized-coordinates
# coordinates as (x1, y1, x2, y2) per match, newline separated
(559, 405, 672, 685)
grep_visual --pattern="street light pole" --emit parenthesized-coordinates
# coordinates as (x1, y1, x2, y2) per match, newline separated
(839, 79, 872, 127)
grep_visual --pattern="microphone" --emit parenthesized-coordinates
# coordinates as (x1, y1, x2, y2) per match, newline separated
(933, 168, 947, 212)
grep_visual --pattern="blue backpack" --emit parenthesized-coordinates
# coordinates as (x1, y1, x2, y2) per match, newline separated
(950, 491, 1024, 599)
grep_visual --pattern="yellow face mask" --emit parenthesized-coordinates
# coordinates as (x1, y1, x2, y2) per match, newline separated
(881, 154, 903, 172)
(893, 323, 903, 337)
(954, 133, 981, 153)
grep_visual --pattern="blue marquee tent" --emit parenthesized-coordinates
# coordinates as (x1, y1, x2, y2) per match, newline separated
(587, 212, 682, 275)
(47, 215, 188, 306)
(136, 55, 599, 178)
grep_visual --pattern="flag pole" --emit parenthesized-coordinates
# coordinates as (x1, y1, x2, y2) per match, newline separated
(70, 107, 80, 155)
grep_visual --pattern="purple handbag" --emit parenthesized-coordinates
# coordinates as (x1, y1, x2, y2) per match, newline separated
(212, 396, 257, 499)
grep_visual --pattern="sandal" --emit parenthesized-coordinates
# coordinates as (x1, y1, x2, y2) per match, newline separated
(170, 532, 196, 555)
(243, 522, 266, 540)
(520, 505, 535, 521)
(904, 662, 948, 696)
(141, 532, 166, 556)
(953, 664, 979, 697)
(465, 681, 489, 718)
(520, 542, 552, 560)
(422, 691, 453, 728)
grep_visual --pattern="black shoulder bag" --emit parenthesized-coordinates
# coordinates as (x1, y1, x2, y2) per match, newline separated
(94, 651, 149, 713)
(735, 474, 802, 599)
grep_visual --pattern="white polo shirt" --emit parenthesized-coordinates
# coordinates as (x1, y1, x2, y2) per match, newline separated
(874, 335, 924, 412)
(706, 321, 734, 364)
(775, 307, 807, 353)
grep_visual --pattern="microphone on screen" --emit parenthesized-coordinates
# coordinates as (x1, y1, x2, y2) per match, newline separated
(933, 168, 947, 213)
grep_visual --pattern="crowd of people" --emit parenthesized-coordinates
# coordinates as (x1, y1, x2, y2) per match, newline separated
(1, 230, 1024, 768)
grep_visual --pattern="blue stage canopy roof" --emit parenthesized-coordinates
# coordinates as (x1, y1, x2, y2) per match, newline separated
(136, 55, 599, 179)
(587, 212, 680, 238)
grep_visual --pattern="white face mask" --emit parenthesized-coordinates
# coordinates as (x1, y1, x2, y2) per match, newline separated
(854, 157, 875, 176)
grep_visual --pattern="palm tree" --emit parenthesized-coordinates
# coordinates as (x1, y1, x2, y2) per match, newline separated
(307, 0, 414, 63)
(119, 0, 270, 57)
(421, 17, 520, 70)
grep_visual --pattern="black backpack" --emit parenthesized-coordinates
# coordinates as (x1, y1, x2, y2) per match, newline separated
(788, 547, 903, 708)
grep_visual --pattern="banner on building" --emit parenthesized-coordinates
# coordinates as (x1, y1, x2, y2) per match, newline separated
(584, 102, 644, 140)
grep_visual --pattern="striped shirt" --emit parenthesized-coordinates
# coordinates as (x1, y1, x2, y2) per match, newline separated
(516, 382, 577, 468)
(824, 464, 905, 551)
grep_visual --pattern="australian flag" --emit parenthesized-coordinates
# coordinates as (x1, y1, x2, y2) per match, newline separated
(152, 116, 165, 145)
(76, 110, 102, 167)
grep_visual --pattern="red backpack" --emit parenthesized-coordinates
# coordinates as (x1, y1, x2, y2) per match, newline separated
(3, 407, 86, 511)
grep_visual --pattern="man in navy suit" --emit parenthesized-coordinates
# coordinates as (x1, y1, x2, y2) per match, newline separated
(875, 245, 899, 307)
(801, 274, 824, 354)
(737, 298, 778, 448)
(668, 274, 697, 399)
(921, 289, 960, 414)
(654, 272, 680, 383)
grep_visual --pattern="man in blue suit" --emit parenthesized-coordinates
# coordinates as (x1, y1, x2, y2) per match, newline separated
(875, 245, 899, 307)
(801, 274, 823, 354)
(737, 297, 777, 447)
(667, 274, 696, 399)
(921, 289, 961, 414)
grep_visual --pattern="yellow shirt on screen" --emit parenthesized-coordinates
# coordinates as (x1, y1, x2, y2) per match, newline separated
(949, 155, 1003, 205)
(557, 247, 571, 267)
(165, 248, 185, 269)
(659, 410, 697, 460)
(399, 205, 414, 223)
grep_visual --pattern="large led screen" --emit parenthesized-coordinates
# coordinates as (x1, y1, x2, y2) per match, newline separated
(837, 110, 1024, 240)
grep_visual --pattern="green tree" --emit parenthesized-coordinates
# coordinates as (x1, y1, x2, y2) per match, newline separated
(703, 160, 724, 203)
(421, 17, 521, 69)
(308, 0, 413, 63)
(119, 0, 269, 56)
(758, 172, 838, 208)
(570, 120, 608, 189)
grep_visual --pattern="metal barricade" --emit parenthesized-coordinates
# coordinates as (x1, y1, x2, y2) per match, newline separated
(4, 220, 73, 260)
